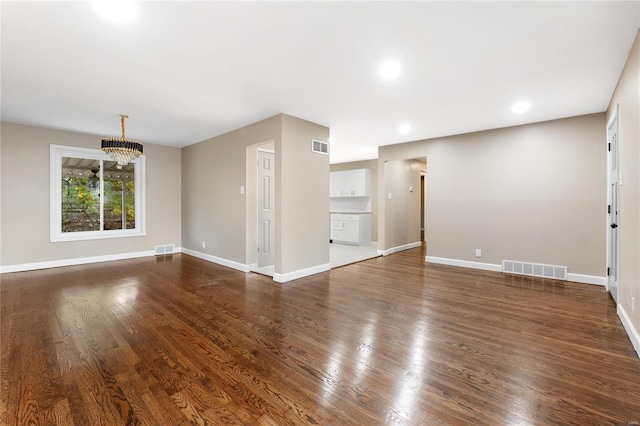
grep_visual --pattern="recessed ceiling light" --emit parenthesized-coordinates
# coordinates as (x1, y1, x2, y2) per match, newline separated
(379, 60, 402, 80)
(93, 0, 136, 24)
(398, 124, 411, 135)
(328, 137, 335, 143)
(512, 101, 530, 114)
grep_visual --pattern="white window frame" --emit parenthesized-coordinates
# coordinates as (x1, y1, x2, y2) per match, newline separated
(50, 144, 146, 242)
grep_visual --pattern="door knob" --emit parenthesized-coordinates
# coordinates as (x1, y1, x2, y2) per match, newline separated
(611, 223, 618, 229)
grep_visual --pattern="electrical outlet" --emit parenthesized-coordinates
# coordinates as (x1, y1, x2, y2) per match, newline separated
(475, 249, 482, 258)
(202, 241, 206, 249)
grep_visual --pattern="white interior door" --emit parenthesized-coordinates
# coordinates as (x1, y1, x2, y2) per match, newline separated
(257, 150, 275, 267)
(607, 108, 619, 303)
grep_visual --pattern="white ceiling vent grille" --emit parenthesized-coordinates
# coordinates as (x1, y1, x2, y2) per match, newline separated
(311, 139, 329, 155)
(503, 259, 567, 281)
(155, 244, 175, 255)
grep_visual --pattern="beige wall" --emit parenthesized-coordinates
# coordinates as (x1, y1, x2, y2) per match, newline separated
(330, 159, 378, 241)
(383, 159, 423, 248)
(182, 114, 330, 275)
(182, 115, 281, 264)
(278, 114, 330, 274)
(607, 29, 640, 335)
(0, 122, 182, 266)
(378, 113, 606, 277)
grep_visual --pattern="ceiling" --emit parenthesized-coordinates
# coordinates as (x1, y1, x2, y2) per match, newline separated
(2, 1, 639, 164)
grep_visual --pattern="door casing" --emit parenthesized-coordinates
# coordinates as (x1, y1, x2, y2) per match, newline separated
(606, 105, 620, 303)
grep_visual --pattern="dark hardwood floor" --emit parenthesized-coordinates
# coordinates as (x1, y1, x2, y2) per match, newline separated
(2, 245, 640, 425)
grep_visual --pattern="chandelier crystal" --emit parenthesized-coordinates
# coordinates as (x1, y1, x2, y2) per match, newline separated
(101, 114, 143, 169)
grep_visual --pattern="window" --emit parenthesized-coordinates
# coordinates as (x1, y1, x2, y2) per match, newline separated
(50, 144, 145, 242)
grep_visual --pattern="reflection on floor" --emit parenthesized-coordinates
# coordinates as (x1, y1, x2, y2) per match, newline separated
(252, 264, 274, 277)
(251, 241, 380, 277)
(330, 241, 379, 268)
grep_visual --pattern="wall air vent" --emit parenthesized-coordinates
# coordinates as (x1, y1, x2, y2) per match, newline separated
(502, 260, 567, 281)
(311, 139, 329, 155)
(155, 244, 175, 255)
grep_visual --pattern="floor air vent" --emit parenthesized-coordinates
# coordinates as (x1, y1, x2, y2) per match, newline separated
(155, 244, 175, 255)
(502, 260, 567, 281)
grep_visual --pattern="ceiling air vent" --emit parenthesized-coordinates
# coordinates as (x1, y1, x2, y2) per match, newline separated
(311, 139, 329, 155)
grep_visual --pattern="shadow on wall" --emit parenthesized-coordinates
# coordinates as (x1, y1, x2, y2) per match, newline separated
(384, 158, 426, 250)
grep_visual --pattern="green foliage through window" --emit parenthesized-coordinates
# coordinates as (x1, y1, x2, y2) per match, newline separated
(61, 157, 136, 233)
(62, 176, 100, 232)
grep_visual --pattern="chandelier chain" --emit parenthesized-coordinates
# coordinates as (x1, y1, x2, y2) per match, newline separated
(120, 114, 128, 139)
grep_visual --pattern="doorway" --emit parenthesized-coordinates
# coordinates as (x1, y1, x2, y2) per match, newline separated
(606, 105, 620, 303)
(383, 158, 426, 252)
(246, 141, 275, 275)
(420, 171, 426, 241)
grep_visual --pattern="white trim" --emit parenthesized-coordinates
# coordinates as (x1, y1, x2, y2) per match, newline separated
(606, 103, 619, 131)
(566, 273, 607, 286)
(424, 257, 609, 284)
(425, 256, 502, 272)
(379, 241, 421, 256)
(181, 248, 251, 272)
(273, 263, 331, 283)
(605, 105, 619, 297)
(618, 304, 640, 358)
(0, 249, 162, 274)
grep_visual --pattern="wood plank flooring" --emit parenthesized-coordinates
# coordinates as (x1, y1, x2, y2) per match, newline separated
(2, 245, 640, 425)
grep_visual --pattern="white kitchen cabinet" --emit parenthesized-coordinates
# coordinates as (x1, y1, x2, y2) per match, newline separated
(330, 213, 372, 245)
(342, 221, 360, 242)
(345, 169, 369, 197)
(330, 169, 371, 197)
(330, 172, 345, 197)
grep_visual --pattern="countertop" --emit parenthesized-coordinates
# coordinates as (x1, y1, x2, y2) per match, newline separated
(330, 211, 372, 215)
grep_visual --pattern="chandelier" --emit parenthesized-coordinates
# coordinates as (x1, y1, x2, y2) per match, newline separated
(101, 114, 143, 169)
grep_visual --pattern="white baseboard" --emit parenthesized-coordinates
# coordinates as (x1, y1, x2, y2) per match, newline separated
(424, 257, 607, 286)
(181, 248, 251, 272)
(618, 304, 640, 358)
(379, 241, 422, 256)
(425, 256, 502, 272)
(566, 273, 607, 286)
(273, 263, 331, 283)
(0, 249, 166, 274)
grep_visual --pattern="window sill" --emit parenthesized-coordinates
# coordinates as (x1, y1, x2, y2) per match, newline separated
(50, 229, 146, 243)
